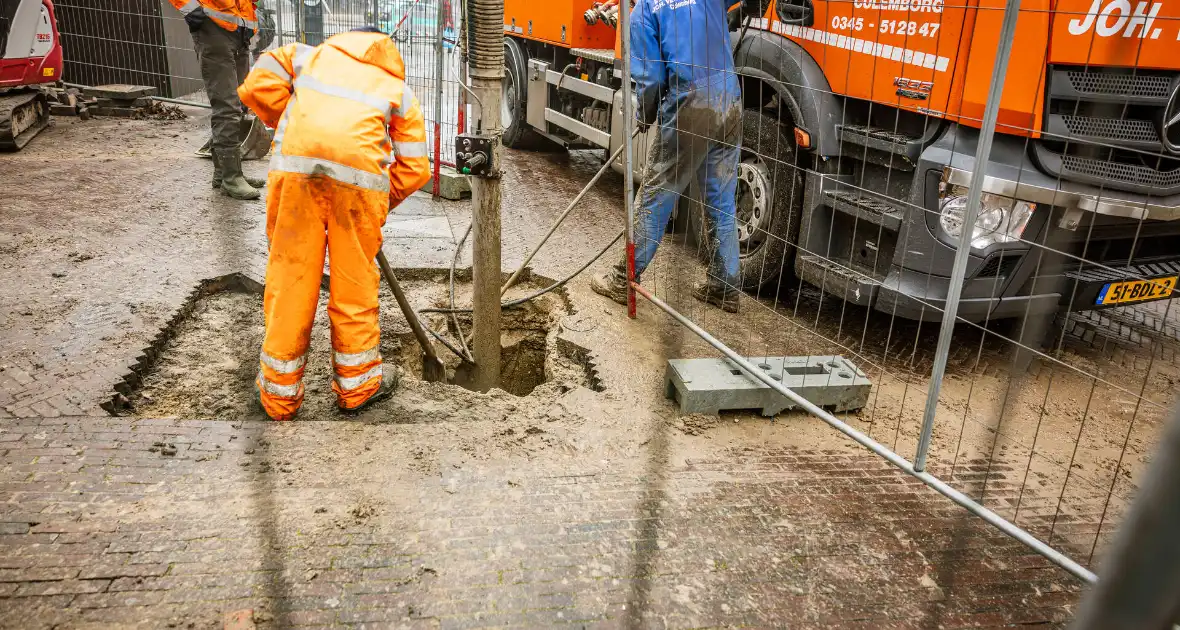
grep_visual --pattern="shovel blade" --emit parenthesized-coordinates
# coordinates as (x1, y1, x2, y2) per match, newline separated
(422, 356, 447, 383)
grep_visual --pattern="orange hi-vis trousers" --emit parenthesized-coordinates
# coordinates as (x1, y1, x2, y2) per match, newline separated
(256, 174, 388, 420)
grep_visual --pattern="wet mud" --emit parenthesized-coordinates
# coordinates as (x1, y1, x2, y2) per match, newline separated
(128, 278, 593, 423)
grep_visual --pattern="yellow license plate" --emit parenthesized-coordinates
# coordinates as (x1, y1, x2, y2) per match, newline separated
(1097, 276, 1178, 305)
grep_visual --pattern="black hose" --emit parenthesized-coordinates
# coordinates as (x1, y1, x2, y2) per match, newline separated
(448, 222, 473, 356)
(420, 229, 624, 315)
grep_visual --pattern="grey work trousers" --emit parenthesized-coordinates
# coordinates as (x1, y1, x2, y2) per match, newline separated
(192, 20, 250, 153)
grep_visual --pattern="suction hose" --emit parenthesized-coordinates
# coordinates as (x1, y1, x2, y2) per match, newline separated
(466, 0, 504, 79)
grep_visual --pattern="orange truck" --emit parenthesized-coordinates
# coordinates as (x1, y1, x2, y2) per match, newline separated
(501, 0, 1180, 322)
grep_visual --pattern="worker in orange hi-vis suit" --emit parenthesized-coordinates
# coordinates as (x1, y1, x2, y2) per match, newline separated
(237, 27, 431, 421)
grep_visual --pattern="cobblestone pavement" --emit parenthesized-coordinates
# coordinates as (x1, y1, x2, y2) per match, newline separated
(0, 415, 1083, 629)
(0, 112, 1108, 627)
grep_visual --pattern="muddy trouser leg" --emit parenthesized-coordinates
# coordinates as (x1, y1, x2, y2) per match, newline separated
(193, 21, 245, 154)
(618, 102, 710, 284)
(233, 34, 250, 145)
(699, 105, 742, 291)
(257, 175, 328, 420)
(326, 184, 387, 409)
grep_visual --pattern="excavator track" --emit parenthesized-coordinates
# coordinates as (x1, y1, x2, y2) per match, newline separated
(0, 90, 50, 151)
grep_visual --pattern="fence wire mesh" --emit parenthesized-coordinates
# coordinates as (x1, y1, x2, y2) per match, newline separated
(619, 0, 1180, 577)
(53, 0, 464, 166)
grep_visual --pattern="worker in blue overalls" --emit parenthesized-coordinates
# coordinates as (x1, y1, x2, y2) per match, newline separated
(591, 0, 743, 312)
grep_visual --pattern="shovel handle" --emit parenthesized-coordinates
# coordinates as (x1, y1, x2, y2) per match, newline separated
(376, 251, 442, 366)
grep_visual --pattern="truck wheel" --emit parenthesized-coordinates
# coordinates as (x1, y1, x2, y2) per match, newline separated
(735, 108, 803, 291)
(502, 38, 555, 150)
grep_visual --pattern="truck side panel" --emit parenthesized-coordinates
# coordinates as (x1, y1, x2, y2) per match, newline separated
(504, 0, 616, 49)
(955, 0, 1049, 135)
(786, 0, 968, 116)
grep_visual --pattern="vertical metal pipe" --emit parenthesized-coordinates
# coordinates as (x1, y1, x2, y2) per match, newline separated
(467, 0, 503, 391)
(275, 0, 285, 45)
(914, 0, 1023, 472)
(297, 0, 305, 43)
(619, 0, 637, 319)
(431, 0, 446, 198)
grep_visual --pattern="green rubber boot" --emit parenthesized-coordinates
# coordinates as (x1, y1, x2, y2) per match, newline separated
(214, 147, 261, 200)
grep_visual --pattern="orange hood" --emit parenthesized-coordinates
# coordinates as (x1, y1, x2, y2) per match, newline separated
(321, 31, 407, 80)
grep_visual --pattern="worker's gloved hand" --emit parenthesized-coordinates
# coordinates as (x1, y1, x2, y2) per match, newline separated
(184, 6, 208, 32)
(240, 26, 256, 47)
(637, 88, 661, 127)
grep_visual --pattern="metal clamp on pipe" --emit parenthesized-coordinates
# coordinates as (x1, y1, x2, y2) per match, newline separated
(455, 133, 496, 178)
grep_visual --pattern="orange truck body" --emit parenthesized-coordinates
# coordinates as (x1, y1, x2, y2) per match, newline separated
(507, 0, 1180, 135)
(503, 0, 1180, 324)
(504, 0, 617, 48)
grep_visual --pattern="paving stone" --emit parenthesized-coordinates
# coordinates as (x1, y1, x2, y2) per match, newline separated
(81, 84, 158, 100)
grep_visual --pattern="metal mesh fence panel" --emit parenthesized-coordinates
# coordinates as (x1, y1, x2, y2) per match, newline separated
(620, 0, 1180, 581)
(53, 0, 463, 166)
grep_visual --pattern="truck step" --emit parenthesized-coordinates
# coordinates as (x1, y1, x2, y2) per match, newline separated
(796, 254, 881, 307)
(837, 124, 922, 169)
(824, 190, 905, 231)
(570, 48, 615, 65)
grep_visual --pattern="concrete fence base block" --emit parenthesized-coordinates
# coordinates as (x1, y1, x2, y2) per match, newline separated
(425, 164, 471, 200)
(665, 355, 872, 417)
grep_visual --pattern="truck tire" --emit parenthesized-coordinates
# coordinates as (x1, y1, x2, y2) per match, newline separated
(733, 108, 804, 291)
(502, 37, 556, 151)
(681, 108, 803, 291)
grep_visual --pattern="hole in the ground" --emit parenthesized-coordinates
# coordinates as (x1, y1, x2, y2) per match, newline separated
(110, 273, 599, 419)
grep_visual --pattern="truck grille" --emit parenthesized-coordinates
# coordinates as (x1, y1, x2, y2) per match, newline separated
(1064, 69, 1172, 99)
(1036, 66, 1180, 196)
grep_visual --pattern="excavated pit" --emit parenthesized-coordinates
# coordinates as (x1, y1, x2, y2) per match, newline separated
(116, 273, 598, 420)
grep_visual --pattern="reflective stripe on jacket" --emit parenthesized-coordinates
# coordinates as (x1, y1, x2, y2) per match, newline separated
(237, 32, 432, 205)
(169, 0, 257, 32)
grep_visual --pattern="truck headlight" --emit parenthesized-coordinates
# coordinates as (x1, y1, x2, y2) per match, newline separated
(938, 187, 1034, 250)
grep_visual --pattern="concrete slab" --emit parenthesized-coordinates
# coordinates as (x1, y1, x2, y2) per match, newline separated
(665, 355, 872, 416)
(386, 216, 452, 240)
(391, 192, 446, 217)
(82, 84, 158, 100)
(380, 237, 457, 269)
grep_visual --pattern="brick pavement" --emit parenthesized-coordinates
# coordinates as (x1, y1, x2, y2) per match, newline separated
(0, 113, 1104, 627)
(0, 415, 1083, 629)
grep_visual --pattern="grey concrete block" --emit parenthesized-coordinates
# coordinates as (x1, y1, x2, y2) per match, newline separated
(82, 84, 158, 99)
(424, 164, 471, 200)
(665, 355, 872, 417)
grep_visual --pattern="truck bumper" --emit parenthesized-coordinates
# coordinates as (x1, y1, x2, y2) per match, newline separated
(797, 124, 1180, 324)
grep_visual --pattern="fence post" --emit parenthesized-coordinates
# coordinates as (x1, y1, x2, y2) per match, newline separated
(619, 0, 637, 318)
(275, 0, 285, 45)
(913, 0, 1023, 472)
(430, 0, 446, 198)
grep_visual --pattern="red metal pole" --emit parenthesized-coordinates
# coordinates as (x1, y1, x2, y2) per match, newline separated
(626, 242, 636, 318)
(432, 121, 441, 198)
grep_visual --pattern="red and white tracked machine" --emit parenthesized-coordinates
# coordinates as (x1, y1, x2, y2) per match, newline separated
(0, 0, 62, 150)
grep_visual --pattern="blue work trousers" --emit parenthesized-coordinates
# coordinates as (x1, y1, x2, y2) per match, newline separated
(628, 95, 742, 290)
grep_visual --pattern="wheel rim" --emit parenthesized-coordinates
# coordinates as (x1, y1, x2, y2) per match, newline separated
(501, 68, 515, 129)
(735, 157, 772, 255)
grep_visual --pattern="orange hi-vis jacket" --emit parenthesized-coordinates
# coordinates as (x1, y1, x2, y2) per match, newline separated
(239, 34, 431, 209)
(237, 32, 431, 420)
(168, 0, 257, 32)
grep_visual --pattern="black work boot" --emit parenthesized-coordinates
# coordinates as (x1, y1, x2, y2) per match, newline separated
(340, 371, 400, 416)
(692, 282, 740, 313)
(590, 264, 631, 305)
(214, 147, 261, 200)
